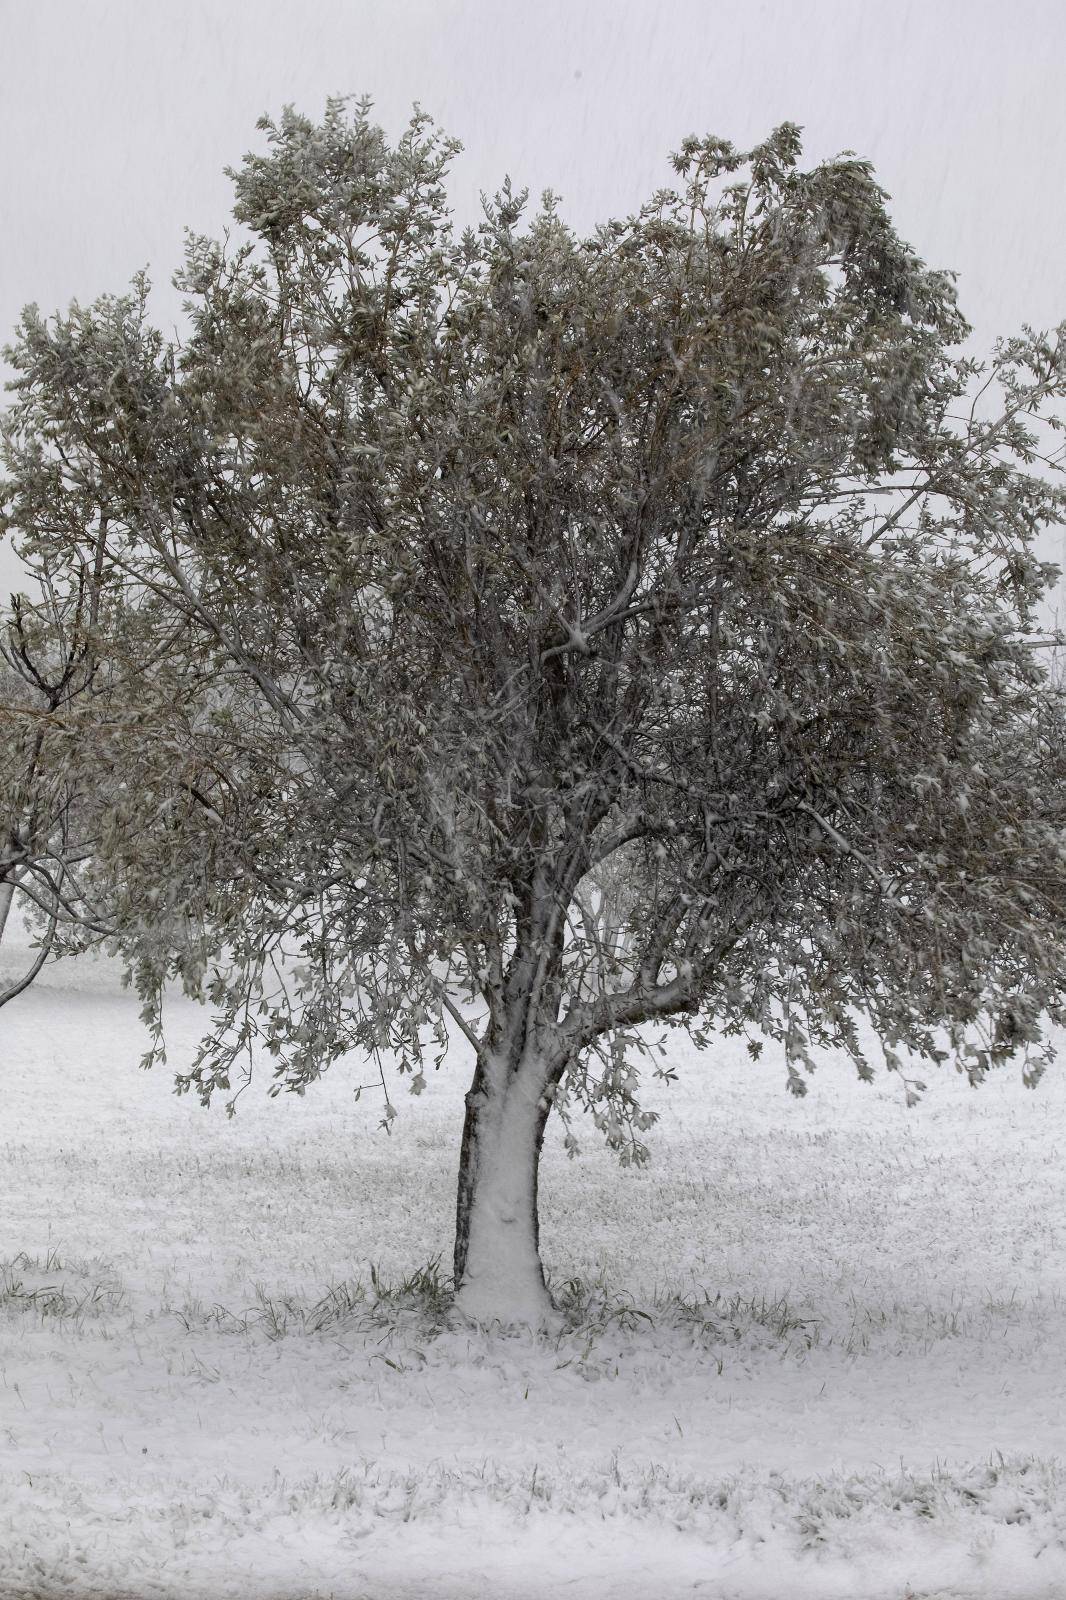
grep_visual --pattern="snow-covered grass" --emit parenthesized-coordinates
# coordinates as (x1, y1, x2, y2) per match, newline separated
(2, 944, 1066, 1598)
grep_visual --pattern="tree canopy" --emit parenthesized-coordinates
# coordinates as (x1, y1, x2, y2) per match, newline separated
(3, 99, 1066, 1322)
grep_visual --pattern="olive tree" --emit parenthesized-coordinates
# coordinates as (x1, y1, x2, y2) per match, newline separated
(3, 99, 1066, 1323)
(0, 571, 107, 1005)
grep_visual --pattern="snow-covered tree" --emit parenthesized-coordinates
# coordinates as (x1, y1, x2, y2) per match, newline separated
(0, 565, 112, 1006)
(3, 100, 1066, 1323)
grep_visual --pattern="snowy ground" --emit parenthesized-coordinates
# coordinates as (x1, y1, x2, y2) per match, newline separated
(2, 941, 1066, 1599)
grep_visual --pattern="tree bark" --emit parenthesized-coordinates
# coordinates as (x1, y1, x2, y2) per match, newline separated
(453, 1051, 555, 1326)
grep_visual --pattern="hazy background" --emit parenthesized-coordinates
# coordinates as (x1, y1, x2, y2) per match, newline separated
(2, 0, 1064, 609)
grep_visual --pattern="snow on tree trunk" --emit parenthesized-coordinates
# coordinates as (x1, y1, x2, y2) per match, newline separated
(0, 877, 14, 947)
(453, 1053, 555, 1327)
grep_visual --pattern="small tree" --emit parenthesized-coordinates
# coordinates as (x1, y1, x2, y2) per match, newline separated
(3, 100, 1066, 1323)
(0, 571, 107, 1005)
(0, 510, 203, 1000)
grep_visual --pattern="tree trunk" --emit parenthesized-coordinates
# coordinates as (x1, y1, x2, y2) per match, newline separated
(0, 873, 58, 1011)
(453, 1053, 555, 1326)
(0, 875, 14, 947)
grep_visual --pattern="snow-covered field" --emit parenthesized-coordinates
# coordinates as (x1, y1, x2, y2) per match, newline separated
(2, 942, 1066, 1599)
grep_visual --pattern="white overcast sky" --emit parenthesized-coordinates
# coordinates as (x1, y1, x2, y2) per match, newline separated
(1, 0, 1064, 604)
